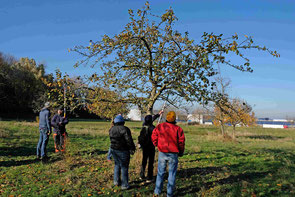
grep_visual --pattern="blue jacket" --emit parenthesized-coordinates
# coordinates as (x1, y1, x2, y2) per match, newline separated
(39, 108, 51, 132)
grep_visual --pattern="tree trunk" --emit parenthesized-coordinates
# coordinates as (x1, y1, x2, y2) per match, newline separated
(232, 125, 236, 139)
(146, 101, 154, 115)
(220, 122, 225, 136)
(220, 115, 225, 136)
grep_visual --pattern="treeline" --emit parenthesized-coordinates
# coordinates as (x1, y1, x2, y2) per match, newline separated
(0, 53, 49, 119)
(0, 52, 128, 120)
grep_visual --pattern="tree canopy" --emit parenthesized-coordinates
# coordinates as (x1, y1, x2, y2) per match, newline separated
(213, 98, 256, 138)
(73, 2, 279, 114)
(45, 70, 129, 119)
(0, 54, 49, 117)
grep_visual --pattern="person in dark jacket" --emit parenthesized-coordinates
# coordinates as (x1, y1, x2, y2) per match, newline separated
(51, 107, 69, 153)
(37, 102, 52, 161)
(138, 110, 163, 182)
(109, 114, 135, 190)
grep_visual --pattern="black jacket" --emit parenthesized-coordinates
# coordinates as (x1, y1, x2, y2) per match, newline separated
(109, 124, 135, 151)
(138, 114, 160, 149)
(138, 125, 156, 150)
(51, 114, 69, 134)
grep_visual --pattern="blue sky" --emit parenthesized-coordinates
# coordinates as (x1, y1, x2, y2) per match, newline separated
(1, 0, 294, 118)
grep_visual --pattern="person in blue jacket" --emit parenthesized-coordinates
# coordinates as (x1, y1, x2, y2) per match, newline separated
(51, 107, 69, 152)
(37, 102, 52, 161)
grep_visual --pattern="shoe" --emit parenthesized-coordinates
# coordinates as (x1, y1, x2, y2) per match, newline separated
(113, 182, 121, 187)
(41, 155, 50, 162)
(139, 176, 145, 181)
(121, 186, 130, 190)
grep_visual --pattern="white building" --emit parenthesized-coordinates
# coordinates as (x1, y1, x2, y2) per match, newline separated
(187, 114, 203, 124)
(127, 109, 142, 121)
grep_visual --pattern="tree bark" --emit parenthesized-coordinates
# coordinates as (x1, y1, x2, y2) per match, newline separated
(220, 114, 225, 136)
(220, 122, 225, 136)
(146, 102, 154, 115)
(232, 125, 236, 139)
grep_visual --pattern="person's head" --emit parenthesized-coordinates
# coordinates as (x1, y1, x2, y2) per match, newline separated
(44, 102, 50, 109)
(143, 115, 153, 126)
(114, 114, 125, 125)
(166, 111, 176, 123)
(57, 107, 63, 115)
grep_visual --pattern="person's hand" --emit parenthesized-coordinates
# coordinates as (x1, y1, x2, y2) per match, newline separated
(137, 144, 141, 149)
(159, 110, 164, 115)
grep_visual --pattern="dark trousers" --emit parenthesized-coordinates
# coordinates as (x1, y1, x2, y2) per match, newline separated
(140, 147, 155, 180)
(53, 132, 66, 152)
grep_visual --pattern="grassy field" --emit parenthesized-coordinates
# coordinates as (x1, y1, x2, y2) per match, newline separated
(1, 120, 295, 197)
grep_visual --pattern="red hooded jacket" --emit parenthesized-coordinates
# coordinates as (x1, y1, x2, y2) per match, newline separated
(151, 122, 185, 154)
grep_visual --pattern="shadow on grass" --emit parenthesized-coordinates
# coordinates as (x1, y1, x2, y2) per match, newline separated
(0, 156, 62, 167)
(240, 135, 284, 140)
(0, 146, 36, 157)
(175, 148, 295, 196)
(0, 146, 55, 157)
(261, 148, 295, 162)
(69, 134, 108, 141)
(178, 166, 223, 178)
(0, 159, 39, 167)
(176, 167, 269, 196)
(76, 149, 108, 156)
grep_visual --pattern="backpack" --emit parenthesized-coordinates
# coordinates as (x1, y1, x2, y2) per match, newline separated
(138, 126, 150, 147)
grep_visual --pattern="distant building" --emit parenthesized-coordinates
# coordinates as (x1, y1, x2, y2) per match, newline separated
(273, 119, 288, 122)
(256, 117, 294, 128)
(187, 114, 203, 124)
(127, 109, 141, 121)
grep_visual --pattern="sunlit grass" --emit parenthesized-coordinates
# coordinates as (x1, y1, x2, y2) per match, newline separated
(1, 121, 295, 196)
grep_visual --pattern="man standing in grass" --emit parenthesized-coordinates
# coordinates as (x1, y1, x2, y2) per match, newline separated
(138, 110, 163, 182)
(37, 102, 52, 161)
(109, 114, 135, 190)
(152, 111, 185, 197)
(51, 107, 69, 153)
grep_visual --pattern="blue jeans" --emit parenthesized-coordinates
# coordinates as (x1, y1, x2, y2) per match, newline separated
(37, 128, 49, 157)
(154, 152, 178, 197)
(110, 149, 130, 188)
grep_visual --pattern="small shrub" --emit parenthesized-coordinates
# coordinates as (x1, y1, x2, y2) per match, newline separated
(0, 129, 11, 138)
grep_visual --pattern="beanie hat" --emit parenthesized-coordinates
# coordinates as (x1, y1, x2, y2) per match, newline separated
(114, 115, 125, 123)
(143, 115, 153, 126)
(166, 111, 176, 122)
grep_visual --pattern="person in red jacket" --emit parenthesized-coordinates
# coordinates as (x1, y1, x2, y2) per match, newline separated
(151, 111, 185, 197)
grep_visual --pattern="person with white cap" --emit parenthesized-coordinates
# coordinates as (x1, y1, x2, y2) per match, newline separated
(109, 114, 135, 190)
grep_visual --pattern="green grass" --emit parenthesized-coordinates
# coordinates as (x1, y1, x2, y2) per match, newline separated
(1, 121, 295, 196)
